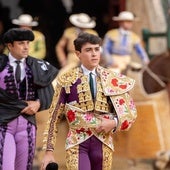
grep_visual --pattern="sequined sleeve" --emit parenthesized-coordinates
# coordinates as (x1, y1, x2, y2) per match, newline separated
(42, 83, 66, 151)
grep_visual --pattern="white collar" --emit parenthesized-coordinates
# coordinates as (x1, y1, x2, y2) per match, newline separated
(8, 53, 25, 64)
(81, 65, 96, 76)
(119, 27, 131, 35)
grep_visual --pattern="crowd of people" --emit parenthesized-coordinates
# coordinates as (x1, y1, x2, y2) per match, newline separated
(0, 8, 150, 71)
(0, 9, 151, 170)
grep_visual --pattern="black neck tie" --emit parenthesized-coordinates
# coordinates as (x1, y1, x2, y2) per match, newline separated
(15, 60, 21, 83)
(89, 72, 95, 99)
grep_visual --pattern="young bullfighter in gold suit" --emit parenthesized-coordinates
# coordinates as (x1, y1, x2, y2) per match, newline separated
(41, 32, 137, 170)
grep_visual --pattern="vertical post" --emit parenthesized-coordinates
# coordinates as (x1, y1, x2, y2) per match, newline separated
(167, 23, 170, 49)
(142, 29, 150, 56)
(167, 3, 170, 49)
(161, 0, 170, 48)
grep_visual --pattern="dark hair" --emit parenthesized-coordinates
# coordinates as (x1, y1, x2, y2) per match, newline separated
(73, 32, 102, 52)
(3, 28, 34, 44)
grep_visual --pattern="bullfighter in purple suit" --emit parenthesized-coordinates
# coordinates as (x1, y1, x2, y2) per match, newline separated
(41, 32, 137, 170)
(0, 28, 58, 170)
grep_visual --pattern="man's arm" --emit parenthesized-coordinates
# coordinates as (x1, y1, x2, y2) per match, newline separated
(134, 43, 150, 64)
(41, 83, 66, 169)
(41, 150, 55, 170)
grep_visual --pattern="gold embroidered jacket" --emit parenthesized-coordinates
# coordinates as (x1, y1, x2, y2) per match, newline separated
(43, 66, 137, 151)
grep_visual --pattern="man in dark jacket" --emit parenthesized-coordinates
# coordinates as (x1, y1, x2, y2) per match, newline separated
(0, 28, 58, 170)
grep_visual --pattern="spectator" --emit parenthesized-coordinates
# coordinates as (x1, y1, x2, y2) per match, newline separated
(102, 11, 149, 73)
(56, 13, 98, 70)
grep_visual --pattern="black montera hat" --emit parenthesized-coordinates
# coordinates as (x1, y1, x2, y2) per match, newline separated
(3, 28, 34, 43)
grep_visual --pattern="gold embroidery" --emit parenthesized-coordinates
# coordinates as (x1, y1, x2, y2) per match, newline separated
(77, 76, 89, 93)
(71, 72, 113, 113)
(86, 101, 94, 110)
(78, 91, 92, 103)
(95, 101, 109, 113)
(94, 80, 110, 113)
(102, 144, 113, 170)
(66, 139, 113, 170)
(81, 75, 88, 82)
(43, 83, 65, 151)
(75, 100, 94, 111)
(43, 66, 136, 156)
(57, 67, 79, 94)
(66, 145, 79, 170)
(75, 74, 95, 111)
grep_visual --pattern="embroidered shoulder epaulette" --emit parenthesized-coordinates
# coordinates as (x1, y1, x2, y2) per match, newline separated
(131, 32, 140, 43)
(105, 29, 119, 41)
(97, 66, 135, 96)
(57, 67, 79, 93)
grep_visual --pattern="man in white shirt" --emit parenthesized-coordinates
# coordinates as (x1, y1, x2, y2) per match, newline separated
(0, 28, 58, 170)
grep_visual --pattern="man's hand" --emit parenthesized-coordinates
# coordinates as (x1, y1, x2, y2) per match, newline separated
(41, 151, 56, 170)
(95, 117, 117, 134)
(21, 100, 40, 115)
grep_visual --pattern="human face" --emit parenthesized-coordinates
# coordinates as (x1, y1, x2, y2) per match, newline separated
(20, 25, 32, 30)
(119, 20, 133, 30)
(7, 41, 30, 60)
(76, 43, 101, 70)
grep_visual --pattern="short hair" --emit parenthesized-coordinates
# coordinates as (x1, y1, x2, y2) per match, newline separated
(3, 28, 34, 44)
(73, 32, 102, 51)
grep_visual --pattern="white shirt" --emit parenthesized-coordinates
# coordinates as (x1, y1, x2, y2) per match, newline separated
(8, 53, 26, 81)
(119, 27, 130, 36)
